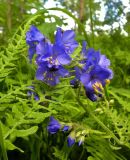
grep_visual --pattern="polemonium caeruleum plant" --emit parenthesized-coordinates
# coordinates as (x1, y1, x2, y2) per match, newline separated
(1, 8, 130, 160)
(26, 25, 115, 150)
(24, 23, 130, 160)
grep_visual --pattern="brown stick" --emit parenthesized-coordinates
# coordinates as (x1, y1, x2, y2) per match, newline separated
(79, 0, 85, 23)
(7, 0, 12, 32)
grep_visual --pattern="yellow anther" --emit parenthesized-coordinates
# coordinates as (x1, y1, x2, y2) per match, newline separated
(92, 85, 99, 93)
(43, 72, 47, 77)
(99, 83, 104, 91)
(105, 79, 110, 85)
(92, 82, 104, 93)
(55, 59, 59, 65)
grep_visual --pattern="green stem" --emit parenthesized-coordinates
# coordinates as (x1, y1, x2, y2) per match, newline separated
(79, 147, 85, 160)
(0, 122, 8, 160)
(77, 99, 122, 145)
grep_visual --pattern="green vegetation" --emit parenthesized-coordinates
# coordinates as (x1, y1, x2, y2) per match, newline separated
(0, 0, 130, 159)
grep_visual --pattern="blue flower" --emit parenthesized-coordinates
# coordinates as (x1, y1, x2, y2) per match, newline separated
(62, 125, 69, 132)
(55, 27, 78, 54)
(47, 117, 61, 134)
(67, 136, 75, 147)
(26, 25, 44, 44)
(26, 26, 78, 86)
(36, 43, 71, 86)
(80, 66, 113, 101)
(76, 43, 113, 101)
(70, 41, 92, 87)
(79, 41, 111, 71)
(26, 25, 45, 61)
(83, 48, 111, 71)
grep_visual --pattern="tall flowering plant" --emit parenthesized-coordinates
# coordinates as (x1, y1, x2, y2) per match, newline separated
(26, 25, 114, 148)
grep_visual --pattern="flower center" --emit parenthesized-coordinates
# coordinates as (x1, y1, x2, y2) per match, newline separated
(92, 82, 103, 93)
(47, 57, 59, 66)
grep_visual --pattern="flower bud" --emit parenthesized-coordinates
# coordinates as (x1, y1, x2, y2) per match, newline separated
(109, 99, 114, 104)
(67, 136, 75, 147)
(78, 136, 85, 146)
(47, 117, 61, 134)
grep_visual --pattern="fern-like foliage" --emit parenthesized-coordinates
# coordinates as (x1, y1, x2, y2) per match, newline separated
(0, 10, 61, 157)
(0, 8, 130, 160)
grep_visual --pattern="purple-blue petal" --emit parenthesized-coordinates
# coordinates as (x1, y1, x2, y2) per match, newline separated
(34, 94, 40, 101)
(28, 43, 36, 62)
(57, 53, 71, 65)
(36, 64, 47, 81)
(47, 117, 61, 134)
(75, 67, 83, 80)
(78, 140, 83, 146)
(26, 25, 44, 44)
(44, 72, 59, 86)
(36, 40, 53, 56)
(63, 126, 69, 132)
(67, 136, 75, 147)
(36, 41, 45, 55)
(91, 66, 113, 81)
(55, 28, 62, 45)
(80, 73, 91, 86)
(81, 41, 87, 58)
(87, 49, 100, 66)
(57, 66, 69, 77)
(62, 30, 75, 42)
(53, 44, 72, 63)
(86, 91, 98, 102)
(99, 55, 110, 67)
(54, 28, 78, 54)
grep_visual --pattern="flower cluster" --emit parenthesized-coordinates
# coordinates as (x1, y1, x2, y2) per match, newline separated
(47, 117, 85, 147)
(26, 26, 78, 86)
(26, 26, 114, 148)
(71, 41, 113, 101)
(26, 26, 113, 102)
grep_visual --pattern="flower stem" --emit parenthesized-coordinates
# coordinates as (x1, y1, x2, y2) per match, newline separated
(0, 122, 8, 160)
(77, 99, 122, 145)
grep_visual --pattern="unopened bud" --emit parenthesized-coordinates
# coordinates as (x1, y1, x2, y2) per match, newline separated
(81, 130, 88, 135)
(78, 136, 85, 146)
(106, 79, 110, 85)
(95, 108, 104, 114)
(76, 131, 82, 138)
(109, 99, 114, 104)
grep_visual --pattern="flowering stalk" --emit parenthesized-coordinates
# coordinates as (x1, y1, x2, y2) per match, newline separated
(0, 122, 8, 160)
(76, 98, 123, 145)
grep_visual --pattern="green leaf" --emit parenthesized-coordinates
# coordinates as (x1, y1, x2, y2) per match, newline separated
(110, 87, 130, 98)
(13, 126, 38, 137)
(5, 140, 24, 152)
